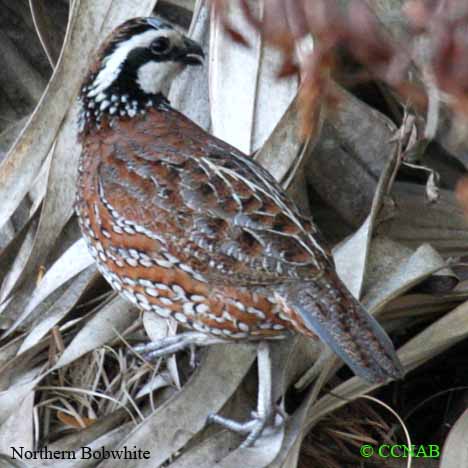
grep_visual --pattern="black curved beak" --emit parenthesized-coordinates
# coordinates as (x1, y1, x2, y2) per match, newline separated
(180, 38, 204, 66)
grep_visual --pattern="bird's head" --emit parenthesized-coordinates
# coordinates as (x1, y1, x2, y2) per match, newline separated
(79, 17, 204, 127)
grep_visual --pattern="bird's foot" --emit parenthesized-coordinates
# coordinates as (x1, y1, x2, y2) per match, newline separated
(208, 341, 283, 447)
(133, 331, 226, 362)
(208, 408, 283, 448)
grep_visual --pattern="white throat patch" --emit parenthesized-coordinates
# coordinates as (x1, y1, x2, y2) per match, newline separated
(136, 61, 181, 95)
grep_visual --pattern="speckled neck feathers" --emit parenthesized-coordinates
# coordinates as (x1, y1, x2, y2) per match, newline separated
(77, 81, 169, 134)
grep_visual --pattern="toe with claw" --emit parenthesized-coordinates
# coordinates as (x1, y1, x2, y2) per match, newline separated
(208, 408, 283, 448)
(208, 341, 283, 447)
(133, 331, 226, 362)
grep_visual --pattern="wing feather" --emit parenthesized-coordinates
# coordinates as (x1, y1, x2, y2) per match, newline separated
(97, 108, 332, 286)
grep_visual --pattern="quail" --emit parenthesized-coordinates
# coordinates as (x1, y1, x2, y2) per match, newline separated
(75, 17, 403, 446)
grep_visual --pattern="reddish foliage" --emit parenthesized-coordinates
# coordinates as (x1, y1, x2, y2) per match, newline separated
(213, 0, 468, 134)
(405, 0, 468, 114)
(456, 176, 468, 216)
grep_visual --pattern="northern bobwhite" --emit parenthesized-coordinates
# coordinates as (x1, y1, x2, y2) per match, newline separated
(75, 17, 403, 446)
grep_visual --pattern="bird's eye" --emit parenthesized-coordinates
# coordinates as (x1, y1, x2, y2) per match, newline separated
(151, 37, 170, 54)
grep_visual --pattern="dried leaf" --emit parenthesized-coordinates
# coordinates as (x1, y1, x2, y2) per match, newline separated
(57, 410, 96, 429)
(377, 182, 468, 257)
(54, 296, 138, 370)
(440, 408, 468, 467)
(0, 0, 114, 231)
(29, 0, 66, 67)
(334, 217, 372, 299)
(18, 265, 97, 354)
(169, 0, 211, 130)
(0, 367, 42, 426)
(333, 133, 400, 299)
(0, 391, 34, 454)
(46, 409, 129, 453)
(2, 238, 94, 338)
(0, 454, 28, 468)
(209, 0, 298, 153)
(363, 240, 447, 315)
(41, 423, 133, 468)
(214, 427, 284, 468)
(6, 105, 81, 305)
(307, 83, 398, 226)
(0, 212, 39, 298)
(99, 345, 256, 467)
(168, 430, 240, 468)
(136, 372, 173, 399)
(254, 95, 316, 186)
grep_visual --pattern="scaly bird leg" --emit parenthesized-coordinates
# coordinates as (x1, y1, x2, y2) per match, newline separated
(135, 336, 282, 446)
(208, 341, 282, 448)
(133, 331, 226, 361)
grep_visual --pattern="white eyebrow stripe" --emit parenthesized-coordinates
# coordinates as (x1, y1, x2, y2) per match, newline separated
(87, 30, 163, 98)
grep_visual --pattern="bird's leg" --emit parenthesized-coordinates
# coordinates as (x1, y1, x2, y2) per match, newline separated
(208, 341, 281, 448)
(133, 331, 226, 361)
